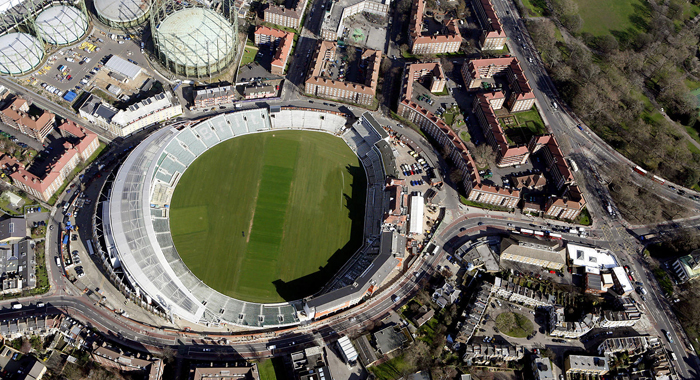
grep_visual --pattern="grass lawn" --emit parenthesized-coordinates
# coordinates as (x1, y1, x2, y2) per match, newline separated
(170, 131, 366, 303)
(514, 107, 547, 135)
(575, 207, 592, 226)
(495, 312, 534, 338)
(521, 0, 547, 17)
(240, 45, 259, 68)
(258, 358, 286, 380)
(369, 354, 413, 380)
(573, 0, 647, 36)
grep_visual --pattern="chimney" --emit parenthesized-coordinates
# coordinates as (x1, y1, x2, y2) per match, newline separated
(31, 178, 36, 183)
(22, 175, 26, 180)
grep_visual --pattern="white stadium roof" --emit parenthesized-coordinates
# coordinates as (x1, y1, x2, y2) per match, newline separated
(94, 0, 149, 23)
(0, 32, 43, 75)
(155, 7, 235, 69)
(35, 5, 88, 45)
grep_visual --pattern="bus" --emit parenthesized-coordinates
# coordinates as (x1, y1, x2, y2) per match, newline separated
(86, 239, 94, 256)
(520, 228, 534, 235)
(548, 233, 562, 240)
(633, 166, 648, 176)
(652, 175, 666, 185)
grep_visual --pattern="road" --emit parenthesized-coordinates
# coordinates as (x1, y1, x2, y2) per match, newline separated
(490, 0, 699, 377)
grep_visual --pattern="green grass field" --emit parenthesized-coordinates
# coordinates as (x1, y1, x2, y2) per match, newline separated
(574, 0, 646, 36)
(170, 131, 366, 303)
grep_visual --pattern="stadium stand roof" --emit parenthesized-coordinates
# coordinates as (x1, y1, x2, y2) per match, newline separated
(107, 108, 380, 327)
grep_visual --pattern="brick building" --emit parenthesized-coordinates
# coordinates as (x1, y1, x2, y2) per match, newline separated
(472, 0, 507, 50)
(92, 345, 163, 380)
(401, 62, 447, 100)
(544, 185, 586, 220)
(254, 26, 294, 75)
(193, 85, 237, 110)
(264, 0, 308, 29)
(473, 93, 530, 167)
(305, 40, 380, 106)
(529, 134, 573, 190)
(409, 0, 462, 54)
(462, 57, 535, 112)
(0, 97, 55, 142)
(397, 61, 521, 209)
(2, 120, 98, 202)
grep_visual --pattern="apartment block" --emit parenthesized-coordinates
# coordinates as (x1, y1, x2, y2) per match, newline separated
(473, 94, 530, 167)
(472, 0, 507, 50)
(92, 344, 164, 380)
(401, 62, 447, 100)
(529, 134, 573, 190)
(549, 306, 598, 339)
(254, 26, 294, 75)
(597, 336, 656, 356)
(565, 355, 609, 376)
(305, 40, 380, 106)
(493, 277, 556, 308)
(544, 185, 586, 220)
(499, 236, 566, 270)
(0, 97, 55, 142)
(461, 57, 535, 112)
(80, 92, 182, 137)
(463, 343, 524, 364)
(320, 0, 389, 41)
(193, 85, 237, 110)
(409, 0, 462, 54)
(264, 0, 308, 29)
(1, 120, 98, 202)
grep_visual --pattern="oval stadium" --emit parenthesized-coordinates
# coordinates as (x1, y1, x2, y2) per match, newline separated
(102, 108, 400, 328)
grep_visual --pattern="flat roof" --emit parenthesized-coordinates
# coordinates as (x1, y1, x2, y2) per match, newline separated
(612, 266, 633, 293)
(105, 55, 142, 80)
(568, 243, 617, 269)
(409, 195, 424, 234)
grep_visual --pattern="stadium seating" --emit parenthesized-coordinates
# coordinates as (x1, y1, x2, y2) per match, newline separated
(210, 115, 234, 139)
(193, 121, 222, 148)
(176, 128, 208, 157)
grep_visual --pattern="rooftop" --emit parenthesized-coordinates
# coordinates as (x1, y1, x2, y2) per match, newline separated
(567, 244, 617, 269)
(105, 55, 142, 80)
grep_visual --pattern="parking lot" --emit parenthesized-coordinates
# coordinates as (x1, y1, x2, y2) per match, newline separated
(26, 30, 151, 102)
(393, 139, 438, 194)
